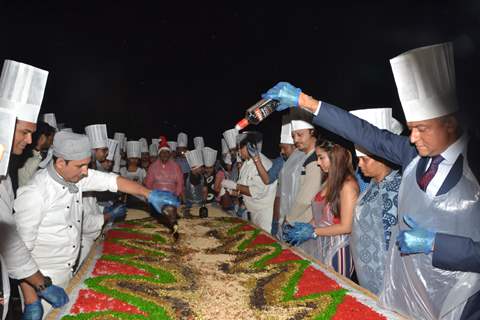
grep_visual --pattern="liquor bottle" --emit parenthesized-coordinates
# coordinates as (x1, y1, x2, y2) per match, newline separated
(235, 99, 279, 130)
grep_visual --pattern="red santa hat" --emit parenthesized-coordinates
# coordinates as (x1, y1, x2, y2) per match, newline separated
(158, 136, 170, 152)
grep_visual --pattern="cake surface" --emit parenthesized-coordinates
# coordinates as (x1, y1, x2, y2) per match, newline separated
(48, 207, 403, 320)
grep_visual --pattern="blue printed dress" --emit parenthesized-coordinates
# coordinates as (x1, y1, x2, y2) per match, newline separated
(350, 170, 401, 295)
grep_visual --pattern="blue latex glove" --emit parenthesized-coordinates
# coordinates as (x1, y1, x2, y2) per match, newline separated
(38, 284, 69, 308)
(22, 300, 43, 320)
(261, 82, 302, 111)
(282, 223, 294, 242)
(397, 215, 435, 254)
(105, 203, 127, 220)
(247, 143, 259, 158)
(286, 222, 315, 246)
(148, 190, 181, 215)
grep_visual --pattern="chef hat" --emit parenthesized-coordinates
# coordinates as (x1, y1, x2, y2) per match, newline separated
(149, 143, 158, 157)
(202, 147, 218, 167)
(390, 42, 458, 122)
(177, 132, 188, 147)
(223, 128, 238, 149)
(122, 136, 127, 152)
(223, 152, 232, 165)
(139, 138, 148, 153)
(0, 60, 48, 123)
(167, 141, 177, 151)
(126, 141, 141, 159)
(185, 149, 204, 169)
(114, 132, 125, 150)
(0, 109, 16, 176)
(280, 123, 294, 144)
(53, 132, 92, 161)
(61, 128, 73, 133)
(193, 136, 205, 150)
(290, 108, 314, 131)
(85, 124, 108, 149)
(106, 138, 118, 161)
(350, 108, 403, 156)
(221, 138, 228, 155)
(42, 113, 57, 130)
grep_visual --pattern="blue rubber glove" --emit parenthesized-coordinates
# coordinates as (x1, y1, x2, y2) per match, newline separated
(22, 300, 43, 320)
(38, 285, 69, 308)
(282, 223, 294, 242)
(397, 215, 435, 254)
(261, 82, 302, 111)
(105, 203, 127, 220)
(247, 143, 259, 158)
(287, 222, 316, 246)
(148, 190, 181, 215)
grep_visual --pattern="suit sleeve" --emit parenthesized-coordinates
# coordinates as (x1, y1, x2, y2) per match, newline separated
(313, 102, 417, 169)
(432, 233, 480, 273)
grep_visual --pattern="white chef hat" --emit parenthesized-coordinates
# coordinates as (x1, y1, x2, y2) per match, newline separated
(390, 42, 458, 122)
(167, 141, 177, 151)
(122, 136, 127, 152)
(42, 113, 57, 130)
(139, 138, 148, 153)
(202, 147, 217, 167)
(221, 138, 228, 155)
(0, 109, 16, 176)
(350, 108, 403, 156)
(85, 124, 108, 149)
(0, 60, 48, 123)
(177, 132, 188, 148)
(53, 132, 92, 161)
(106, 138, 118, 161)
(126, 141, 141, 159)
(291, 120, 314, 131)
(185, 149, 204, 169)
(223, 152, 232, 165)
(113, 132, 125, 150)
(61, 128, 73, 133)
(280, 123, 294, 144)
(222, 128, 238, 149)
(149, 143, 158, 157)
(194, 136, 205, 150)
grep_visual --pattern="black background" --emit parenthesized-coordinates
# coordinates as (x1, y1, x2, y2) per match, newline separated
(1, 0, 479, 157)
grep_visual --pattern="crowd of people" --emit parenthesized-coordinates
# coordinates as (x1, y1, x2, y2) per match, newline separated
(0, 41, 478, 320)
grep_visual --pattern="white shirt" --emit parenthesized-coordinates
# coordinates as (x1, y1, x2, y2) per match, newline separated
(425, 134, 467, 197)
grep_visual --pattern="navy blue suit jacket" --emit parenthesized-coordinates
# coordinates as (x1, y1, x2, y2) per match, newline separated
(312, 102, 479, 318)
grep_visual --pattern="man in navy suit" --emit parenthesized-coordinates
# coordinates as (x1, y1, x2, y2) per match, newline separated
(262, 42, 479, 320)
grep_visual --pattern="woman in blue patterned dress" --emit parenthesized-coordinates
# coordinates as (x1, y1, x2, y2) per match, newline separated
(350, 152, 401, 295)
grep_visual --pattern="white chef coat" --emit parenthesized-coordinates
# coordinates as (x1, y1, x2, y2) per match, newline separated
(14, 168, 118, 287)
(79, 195, 104, 265)
(0, 176, 39, 279)
(237, 154, 277, 232)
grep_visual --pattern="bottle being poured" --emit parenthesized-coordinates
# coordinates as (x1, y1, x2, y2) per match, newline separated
(235, 99, 279, 130)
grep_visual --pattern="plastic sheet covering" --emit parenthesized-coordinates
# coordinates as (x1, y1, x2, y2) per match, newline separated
(380, 155, 480, 320)
(278, 150, 306, 221)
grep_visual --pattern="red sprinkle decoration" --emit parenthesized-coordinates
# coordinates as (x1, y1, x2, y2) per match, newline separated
(93, 259, 151, 277)
(248, 234, 277, 247)
(332, 295, 387, 320)
(70, 289, 147, 315)
(267, 249, 303, 264)
(106, 230, 153, 241)
(295, 266, 341, 298)
(240, 224, 256, 231)
(103, 241, 143, 255)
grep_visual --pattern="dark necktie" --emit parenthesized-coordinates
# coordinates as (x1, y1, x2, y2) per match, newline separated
(418, 155, 444, 191)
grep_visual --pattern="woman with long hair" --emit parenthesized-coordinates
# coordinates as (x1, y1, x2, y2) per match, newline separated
(285, 139, 359, 278)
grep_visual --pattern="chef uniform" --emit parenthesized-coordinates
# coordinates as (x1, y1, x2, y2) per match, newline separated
(202, 147, 218, 203)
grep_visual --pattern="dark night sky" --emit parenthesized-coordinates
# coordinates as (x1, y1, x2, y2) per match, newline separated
(0, 1, 479, 156)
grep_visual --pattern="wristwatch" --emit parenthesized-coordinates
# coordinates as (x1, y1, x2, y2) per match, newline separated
(312, 231, 318, 239)
(35, 276, 53, 292)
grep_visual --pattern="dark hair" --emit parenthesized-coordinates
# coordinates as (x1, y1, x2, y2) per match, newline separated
(17, 121, 55, 167)
(316, 139, 354, 218)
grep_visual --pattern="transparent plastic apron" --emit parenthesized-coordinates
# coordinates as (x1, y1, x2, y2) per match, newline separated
(300, 198, 350, 264)
(380, 156, 480, 319)
(351, 182, 388, 295)
(279, 150, 306, 221)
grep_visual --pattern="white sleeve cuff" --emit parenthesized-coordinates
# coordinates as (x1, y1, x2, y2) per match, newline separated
(313, 101, 322, 116)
